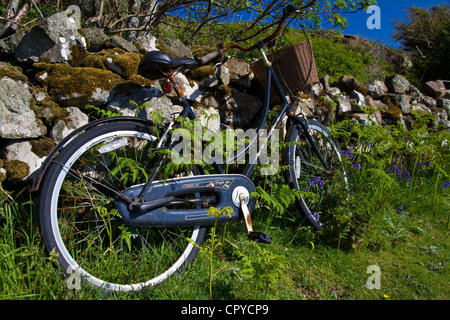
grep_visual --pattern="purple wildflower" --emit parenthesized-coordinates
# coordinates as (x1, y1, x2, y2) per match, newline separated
(309, 211, 320, 221)
(388, 165, 411, 182)
(342, 149, 354, 160)
(305, 177, 324, 191)
(415, 158, 430, 170)
(440, 181, 450, 190)
(351, 162, 361, 171)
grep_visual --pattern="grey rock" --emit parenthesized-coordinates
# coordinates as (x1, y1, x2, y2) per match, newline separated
(437, 98, 450, 118)
(1, 140, 45, 180)
(0, 77, 44, 139)
(385, 74, 411, 94)
(15, 6, 87, 63)
(50, 107, 88, 143)
(337, 95, 352, 115)
(83, 28, 109, 51)
(367, 80, 388, 99)
(162, 38, 191, 57)
(107, 36, 138, 53)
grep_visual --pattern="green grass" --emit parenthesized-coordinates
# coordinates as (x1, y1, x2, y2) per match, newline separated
(0, 118, 449, 300)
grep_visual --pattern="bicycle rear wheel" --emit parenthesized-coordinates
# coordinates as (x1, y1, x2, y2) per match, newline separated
(38, 121, 206, 293)
(284, 119, 349, 230)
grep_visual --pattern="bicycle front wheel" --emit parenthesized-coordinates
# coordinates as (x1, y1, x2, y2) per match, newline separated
(38, 121, 206, 293)
(284, 119, 349, 230)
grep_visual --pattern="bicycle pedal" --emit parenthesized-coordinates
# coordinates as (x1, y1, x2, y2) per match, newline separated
(248, 231, 272, 244)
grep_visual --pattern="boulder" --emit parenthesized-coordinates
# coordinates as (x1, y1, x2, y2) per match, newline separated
(385, 74, 411, 94)
(225, 58, 254, 92)
(0, 32, 25, 55)
(1, 140, 45, 180)
(162, 38, 191, 57)
(216, 64, 230, 86)
(333, 75, 368, 95)
(15, 6, 87, 63)
(35, 63, 123, 107)
(106, 35, 138, 53)
(292, 94, 315, 116)
(367, 80, 388, 99)
(393, 94, 411, 114)
(136, 34, 158, 52)
(421, 95, 437, 109)
(410, 103, 432, 117)
(107, 86, 171, 117)
(83, 28, 109, 52)
(423, 80, 446, 99)
(337, 95, 352, 116)
(437, 98, 450, 118)
(349, 90, 366, 111)
(50, 107, 88, 143)
(0, 77, 45, 139)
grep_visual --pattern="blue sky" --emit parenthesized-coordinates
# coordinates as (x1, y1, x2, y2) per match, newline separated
(341, 0, 449, 48)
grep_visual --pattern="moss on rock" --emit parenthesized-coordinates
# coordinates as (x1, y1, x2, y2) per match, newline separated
(34, 62, 124, 106)
(3, 160, 29, 183)
(30, 137, 55, 157)
(0, 62, 28, 82)
(189, 65, 215, 81)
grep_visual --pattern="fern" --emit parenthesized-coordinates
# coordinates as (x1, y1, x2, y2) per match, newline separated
(252, 184, 301, 216)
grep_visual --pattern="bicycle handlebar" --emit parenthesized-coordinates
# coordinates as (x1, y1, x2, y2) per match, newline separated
(198, 0, 317, 65)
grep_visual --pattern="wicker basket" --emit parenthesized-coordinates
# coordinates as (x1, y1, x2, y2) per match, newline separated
(251, 40, 319, 98)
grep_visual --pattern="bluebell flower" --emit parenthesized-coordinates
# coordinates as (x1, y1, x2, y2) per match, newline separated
(388, 165, 410, 182)
(305, 177, 324, 191)
(351, 162, 361, 171)
(440, 181, 450, 190)
(415, 158, 430, 170)
(309, 211, 320, 221)
(342, 149, 354, 160)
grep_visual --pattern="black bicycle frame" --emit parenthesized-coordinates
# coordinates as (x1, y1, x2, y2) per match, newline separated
(135, 41, 329, 203)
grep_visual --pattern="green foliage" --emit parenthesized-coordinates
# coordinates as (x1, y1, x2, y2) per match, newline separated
(252, 184, 301, 216)
(393, 4, 450, 83)
(234, 242, 291, 299)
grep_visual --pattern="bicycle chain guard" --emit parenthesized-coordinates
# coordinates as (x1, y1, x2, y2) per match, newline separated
(115, 174, 256, 227)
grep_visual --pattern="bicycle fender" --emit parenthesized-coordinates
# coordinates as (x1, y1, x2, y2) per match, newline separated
(30, 116, 157, 192)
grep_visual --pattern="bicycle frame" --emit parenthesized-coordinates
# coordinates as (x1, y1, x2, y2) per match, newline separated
(143, 40, 329, 187)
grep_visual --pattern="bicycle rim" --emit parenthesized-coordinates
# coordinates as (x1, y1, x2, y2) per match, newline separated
(289, 119, 349, 229)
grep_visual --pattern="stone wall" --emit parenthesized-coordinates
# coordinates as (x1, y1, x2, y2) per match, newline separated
(0, 6, 449, 186)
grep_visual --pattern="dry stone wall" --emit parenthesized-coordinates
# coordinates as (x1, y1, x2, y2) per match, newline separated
(0, 6, 449, 186)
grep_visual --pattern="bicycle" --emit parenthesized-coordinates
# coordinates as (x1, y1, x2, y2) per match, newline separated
(32, 0, 348, 294)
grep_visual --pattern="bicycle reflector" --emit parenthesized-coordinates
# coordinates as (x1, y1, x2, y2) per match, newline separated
(164, 79, 172, 94)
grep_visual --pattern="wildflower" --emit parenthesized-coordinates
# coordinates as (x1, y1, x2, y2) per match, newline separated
(305, 177, 324, 191)
(342, 148, 354, 160)
(351, 162, 361, 171)
(388, 165, 410, 182)
(415, 158, 430, 170)
(309, 211, 320, 221)
(440, 181, 450, 190)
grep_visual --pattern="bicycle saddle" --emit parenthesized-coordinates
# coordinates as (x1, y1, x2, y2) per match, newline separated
(138, 51, 197, 80)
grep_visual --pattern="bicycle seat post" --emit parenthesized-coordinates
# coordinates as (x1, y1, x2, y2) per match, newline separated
(257, 41, 272, 68)
(167, 73, 185, 99)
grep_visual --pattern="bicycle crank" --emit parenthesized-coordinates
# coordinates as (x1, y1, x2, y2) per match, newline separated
(232, 187, 272, 244)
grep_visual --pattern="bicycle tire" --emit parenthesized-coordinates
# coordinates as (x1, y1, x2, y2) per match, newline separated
(38, 121, 206, 293)
(284, 119, 349, 230)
